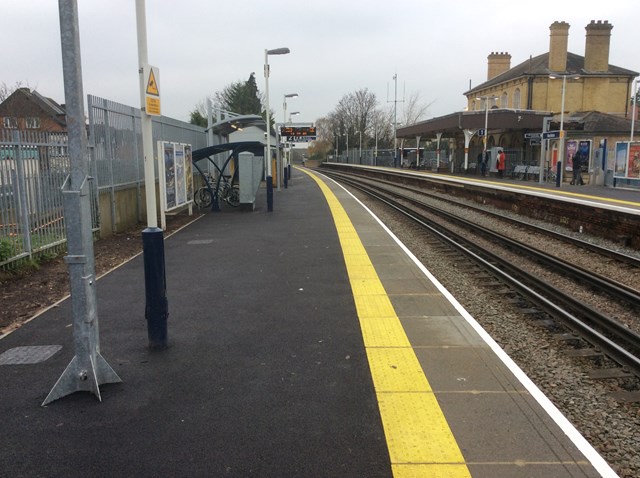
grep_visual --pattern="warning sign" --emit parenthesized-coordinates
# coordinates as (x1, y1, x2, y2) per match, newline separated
(146, 69, 159, 96)
(144, 66, 161, 116)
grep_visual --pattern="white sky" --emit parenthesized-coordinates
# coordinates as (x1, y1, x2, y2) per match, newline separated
(2, 0, 638, 126)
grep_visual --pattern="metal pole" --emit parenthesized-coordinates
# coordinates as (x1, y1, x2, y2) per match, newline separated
(557, 75, 566, 187)
(136, 0, 167, 349)
(539, 117, 551, 184)
(483, 99, 489, 154)
(264, 49, 273, 211)
(44, 0, 121, 406)
(631, 79, 637, 143)
(393, 73, 398, 167)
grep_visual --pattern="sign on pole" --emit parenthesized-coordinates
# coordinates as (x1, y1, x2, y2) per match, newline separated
(543, 131, 561, 140)
(144, 65, 161, 116)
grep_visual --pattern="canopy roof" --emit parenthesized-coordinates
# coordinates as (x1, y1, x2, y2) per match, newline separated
(207, 114, 266, 136)
(192, 141, 265, 162)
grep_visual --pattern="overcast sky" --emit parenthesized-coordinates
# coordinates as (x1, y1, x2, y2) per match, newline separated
(3, 0, 639, 127)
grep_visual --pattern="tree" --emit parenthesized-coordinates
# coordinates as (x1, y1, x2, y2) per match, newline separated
(307, 138, 333, 161)
(0, 81, 26, 103)
(189, 109, 207, 127)
(323, 88, 381, 156)
(191, 73, 275, 128)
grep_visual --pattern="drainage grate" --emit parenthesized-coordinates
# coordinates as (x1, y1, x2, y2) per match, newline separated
(0, 345, 62, 365)
(187, 239, 214, 245)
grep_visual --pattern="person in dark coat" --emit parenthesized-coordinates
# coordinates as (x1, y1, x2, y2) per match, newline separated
(571, 151, 585, 185)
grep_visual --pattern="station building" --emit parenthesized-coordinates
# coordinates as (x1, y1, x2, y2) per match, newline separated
(397, 20, 640, 186)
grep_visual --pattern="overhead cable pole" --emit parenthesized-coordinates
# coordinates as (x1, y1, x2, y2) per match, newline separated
(44, 0, 121, 406)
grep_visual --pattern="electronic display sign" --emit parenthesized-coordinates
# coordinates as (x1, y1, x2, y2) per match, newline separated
(280, 126, 317, 137)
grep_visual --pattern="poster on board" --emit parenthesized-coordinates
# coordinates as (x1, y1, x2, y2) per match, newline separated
(615, 142, 628, 177)
(158, 141, 193, 212)
(628, 143, 640, 178)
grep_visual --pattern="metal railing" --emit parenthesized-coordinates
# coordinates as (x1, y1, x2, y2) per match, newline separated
(1, 95, 208, 268)
(0, 128, 97, 268)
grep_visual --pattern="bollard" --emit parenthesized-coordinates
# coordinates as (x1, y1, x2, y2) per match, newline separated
(142, 227, 168, 349)
(266, 175, 274, 211)
(556, 161, 562, 188)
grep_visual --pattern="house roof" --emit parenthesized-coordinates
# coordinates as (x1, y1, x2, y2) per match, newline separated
(0, 88, 66, 127)
(465, 52, 639, 96)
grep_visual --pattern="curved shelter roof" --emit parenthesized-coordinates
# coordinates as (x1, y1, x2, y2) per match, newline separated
(192, 141, 265, 162)
(207, 114, 266, 136)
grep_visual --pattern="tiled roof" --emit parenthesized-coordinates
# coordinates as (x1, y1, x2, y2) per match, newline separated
(466, 52, 639, 95)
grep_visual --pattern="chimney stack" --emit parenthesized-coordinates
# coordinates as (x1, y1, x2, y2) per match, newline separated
(584, 20, 613, 72)
(487, 52, 511, 80)
(548, 21, 570, 72)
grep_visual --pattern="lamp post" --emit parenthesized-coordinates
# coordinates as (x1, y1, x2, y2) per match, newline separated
(631, 78, 638, 143)
(264, 47, 290, 212)
(357, 130, 362, 164)
(282, 93, 298, 187)
(477, 95, 498, 156)
(549, 74, 579, 187)
(346, 131, 349, 163)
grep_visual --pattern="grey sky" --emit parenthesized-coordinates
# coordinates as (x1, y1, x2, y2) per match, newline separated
(2, 1, 638, 126)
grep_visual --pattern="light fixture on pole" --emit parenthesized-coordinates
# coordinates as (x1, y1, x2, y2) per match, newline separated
(346, 130, 349, 163)
(631, 78, 638, 144)
(549, 74, 579, 186)
(477, 95, 498, 156)
(264, 47, 290, 212)
(281, 93, 297, 190)
(289, 111, 300, 122)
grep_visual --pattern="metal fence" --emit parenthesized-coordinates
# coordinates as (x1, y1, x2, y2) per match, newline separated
(0, 128, 85, 267)
(0, 95, 207, 268)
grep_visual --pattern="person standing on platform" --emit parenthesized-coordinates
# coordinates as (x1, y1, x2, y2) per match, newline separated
(497, 148, 506, 178)
(571, 151, 585, 185)
(477, 152, 487, 176)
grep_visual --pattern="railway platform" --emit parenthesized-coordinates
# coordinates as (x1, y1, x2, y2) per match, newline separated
(0, 166, 618, 477)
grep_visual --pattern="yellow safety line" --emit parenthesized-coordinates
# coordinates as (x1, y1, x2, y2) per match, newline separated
(300, 168, 471, 478)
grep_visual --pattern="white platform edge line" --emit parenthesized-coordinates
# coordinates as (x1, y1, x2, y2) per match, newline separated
(319, 171, 619, 478)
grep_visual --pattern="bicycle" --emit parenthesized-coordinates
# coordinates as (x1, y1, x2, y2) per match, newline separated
(193, 172, 240, 209)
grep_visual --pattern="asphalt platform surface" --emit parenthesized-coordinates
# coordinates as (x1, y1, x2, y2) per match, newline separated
(0, 169, 392, 477)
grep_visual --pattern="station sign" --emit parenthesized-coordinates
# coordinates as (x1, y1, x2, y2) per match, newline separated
(280, 126, 316, 137)
(286, 136, 316, 142)
(478, 128, 486, 137)
(542, 131, 561, 139)
(524, 132, 542, 139)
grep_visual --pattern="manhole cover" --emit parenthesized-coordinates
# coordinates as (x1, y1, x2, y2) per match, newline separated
(0, 345, 62, 365)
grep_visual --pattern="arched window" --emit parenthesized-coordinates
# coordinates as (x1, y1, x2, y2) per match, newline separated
(501, 92, 508, 108)
(514, 88, 521, 109)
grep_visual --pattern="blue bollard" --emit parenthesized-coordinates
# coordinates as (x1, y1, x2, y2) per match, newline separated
(142, 227, 168, 349)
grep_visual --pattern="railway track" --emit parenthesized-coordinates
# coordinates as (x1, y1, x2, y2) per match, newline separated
(321, 169, 640, 382)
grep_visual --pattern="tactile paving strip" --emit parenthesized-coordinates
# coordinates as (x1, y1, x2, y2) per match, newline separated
(0, 345, 62, 365)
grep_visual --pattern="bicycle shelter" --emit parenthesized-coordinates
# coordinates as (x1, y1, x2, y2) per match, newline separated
(192, 141, 265, 211)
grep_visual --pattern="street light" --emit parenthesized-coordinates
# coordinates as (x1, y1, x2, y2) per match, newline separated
(356, 130, 362, 164)
(281, 93, 298, 190)
(289, 111, 300, 122)
(631, 78, 638, 144)
(264, 47, 290, 211)
(549, 74, 580, 186)
(477, 95, 498, 156)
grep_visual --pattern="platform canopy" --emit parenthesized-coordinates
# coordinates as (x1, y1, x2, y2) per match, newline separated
(192, 141, 266, 162)
(207, 114, 266, 136)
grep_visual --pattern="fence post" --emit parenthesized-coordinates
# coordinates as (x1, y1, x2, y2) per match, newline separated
(12, 130, 32, 256)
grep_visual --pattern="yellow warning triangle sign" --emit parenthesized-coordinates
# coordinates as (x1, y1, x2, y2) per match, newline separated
(146, 69, 159, 96)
